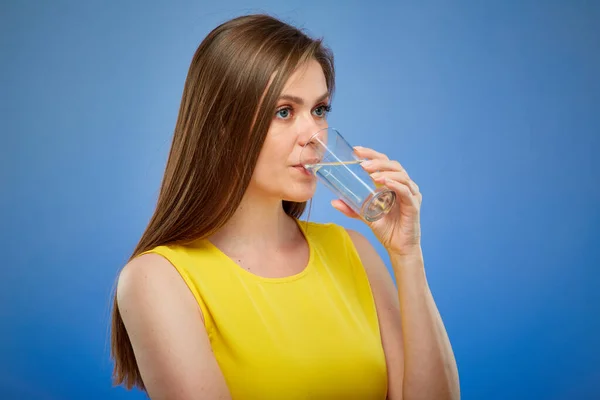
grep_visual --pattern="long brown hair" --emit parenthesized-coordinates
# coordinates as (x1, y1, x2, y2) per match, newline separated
(110, 14, 335, 390)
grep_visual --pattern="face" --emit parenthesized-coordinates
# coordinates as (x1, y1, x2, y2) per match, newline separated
(248, 59, 330, 203)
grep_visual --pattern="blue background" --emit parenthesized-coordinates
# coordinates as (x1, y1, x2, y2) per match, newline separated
(2, 1, 599, 399)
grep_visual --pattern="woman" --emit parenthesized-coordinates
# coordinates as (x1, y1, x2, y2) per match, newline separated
(111, 14, 460, 400)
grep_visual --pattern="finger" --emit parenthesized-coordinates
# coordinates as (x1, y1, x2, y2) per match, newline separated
(362, 158, 407, 175)
(374, 176, 420, 207)
(371, 172, 419, 195)
(353, 146, 389, 161)
(331, 199, 361, 219)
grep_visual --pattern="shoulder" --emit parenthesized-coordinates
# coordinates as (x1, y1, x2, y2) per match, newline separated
(343, 228, 389, 278)
(116, 252, 200, 321)
(344, 228, 374, 255)
(301, 220, 382, 264)
(115, 253, 229, 398)
(305, 220, 390, 280)
(342, 227, 400, 293)
(117, 252, 178, 296)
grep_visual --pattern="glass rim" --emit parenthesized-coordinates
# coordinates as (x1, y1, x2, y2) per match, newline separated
(299, 126, 342, 166)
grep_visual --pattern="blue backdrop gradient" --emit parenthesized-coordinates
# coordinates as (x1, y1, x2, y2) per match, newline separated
(2, 1, 599, 399)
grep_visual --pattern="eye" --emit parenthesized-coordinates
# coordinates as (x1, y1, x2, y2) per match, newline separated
(313, 104, 332, 118)
(275, 107, 292, 119)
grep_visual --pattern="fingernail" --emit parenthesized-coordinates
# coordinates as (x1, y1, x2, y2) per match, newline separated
(362, 160, 372, 167)
(371, 172, 380, 179)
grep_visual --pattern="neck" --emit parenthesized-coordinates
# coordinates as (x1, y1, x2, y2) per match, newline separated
(209, 189, 299, 251)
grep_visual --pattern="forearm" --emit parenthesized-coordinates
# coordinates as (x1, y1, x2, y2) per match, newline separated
(390, 248, 460, 400)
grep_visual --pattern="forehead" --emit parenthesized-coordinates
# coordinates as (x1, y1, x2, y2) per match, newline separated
(281, 59, 327, 96)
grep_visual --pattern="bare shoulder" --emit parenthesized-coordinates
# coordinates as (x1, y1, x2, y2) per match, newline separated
(117, 253, 192, 311)
(343, 228, 397, 301)
(116, 253, 230, 399)
(344, 228, 389, 276)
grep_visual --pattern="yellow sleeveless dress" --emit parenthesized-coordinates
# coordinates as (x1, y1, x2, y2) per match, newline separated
(144, 220, 388, 399)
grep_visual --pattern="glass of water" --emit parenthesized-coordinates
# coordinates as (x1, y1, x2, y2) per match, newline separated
(299, 127, 396, 222)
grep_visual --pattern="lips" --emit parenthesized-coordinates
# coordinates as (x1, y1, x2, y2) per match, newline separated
(292, 165, 311, 175)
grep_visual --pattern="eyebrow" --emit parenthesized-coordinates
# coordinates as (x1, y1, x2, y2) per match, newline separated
(278, 92, 330, 106)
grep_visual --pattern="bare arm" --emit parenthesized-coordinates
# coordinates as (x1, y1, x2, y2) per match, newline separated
(117, 253, 231, 400)
(347, 229, 460, 400)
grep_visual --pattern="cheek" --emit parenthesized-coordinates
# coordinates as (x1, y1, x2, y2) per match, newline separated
(251, 146, 287, 184)
(259, 135, 294, 166)
(249, 133, 298, 186)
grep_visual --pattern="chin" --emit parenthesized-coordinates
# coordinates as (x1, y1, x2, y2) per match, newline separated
(283, 183, 317, 203)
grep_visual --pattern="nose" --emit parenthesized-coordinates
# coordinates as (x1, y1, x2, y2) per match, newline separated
(297, 118, 328, 147)
(297, 124, 329, 166)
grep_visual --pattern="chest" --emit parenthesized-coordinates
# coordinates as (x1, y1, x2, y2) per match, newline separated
(205, 271, 388, 399)
(226, 243, 310, 279)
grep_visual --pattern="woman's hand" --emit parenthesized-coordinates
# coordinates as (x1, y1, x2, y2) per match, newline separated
(331, 146, 423, 256)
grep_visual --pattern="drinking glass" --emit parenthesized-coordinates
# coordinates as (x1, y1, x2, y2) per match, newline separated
(299, 127, 396, 222)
